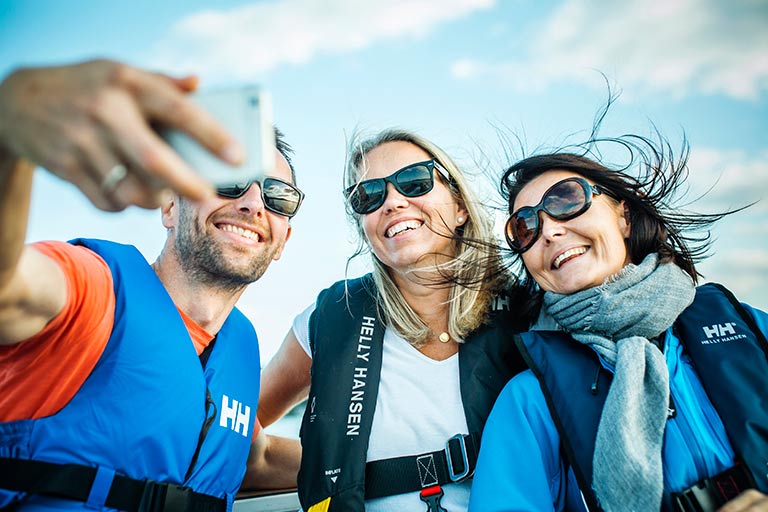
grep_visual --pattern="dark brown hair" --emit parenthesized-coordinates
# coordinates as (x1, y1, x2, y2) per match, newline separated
(501, 127, 747, 295)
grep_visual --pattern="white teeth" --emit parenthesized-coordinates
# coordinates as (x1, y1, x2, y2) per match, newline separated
(220, 224, 260, 241)
(386, 220, 423, 238)
(553, 247, 587, 269)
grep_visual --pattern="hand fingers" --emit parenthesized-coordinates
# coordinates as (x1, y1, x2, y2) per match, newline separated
(76, 128, 166, 211)
(91, 91, 214, 202)
(43, 127, 128, 212)
(107, 170, 168, 210)
(74, 171, 128, 212)
(168, 74, 199, 93)
(718, 489, 768, 512)
(1, 59, 223, 210)
(110, 65, 243, 165)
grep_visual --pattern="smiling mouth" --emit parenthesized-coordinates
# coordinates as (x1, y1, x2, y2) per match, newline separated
(386, 220, 423, 238)
(218, 223, 262, 242)
(553, 247, 587, 269)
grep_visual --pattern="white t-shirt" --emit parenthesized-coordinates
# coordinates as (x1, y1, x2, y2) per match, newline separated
(293, 303, 472, 512)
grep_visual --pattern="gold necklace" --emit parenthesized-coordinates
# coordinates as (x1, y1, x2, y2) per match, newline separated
(439, 332, 450, 343)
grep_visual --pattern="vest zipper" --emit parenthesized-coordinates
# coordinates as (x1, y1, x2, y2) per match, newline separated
(590, 364, 601, 395)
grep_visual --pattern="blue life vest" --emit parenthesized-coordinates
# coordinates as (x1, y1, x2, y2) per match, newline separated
(517, 283, 768, 511)
(0, 239, 260, 511)
(297, 274, 528, 512)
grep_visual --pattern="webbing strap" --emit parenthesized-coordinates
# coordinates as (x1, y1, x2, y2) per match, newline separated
(672, 463, 755, 512)
(709, 283, 768, 354)
(0, 458, 225, 512)
(363, 433, 478, 499)
(86, 466, 115, 508)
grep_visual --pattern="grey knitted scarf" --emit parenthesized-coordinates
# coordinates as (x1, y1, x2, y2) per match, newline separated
(542, 254, 696, 512)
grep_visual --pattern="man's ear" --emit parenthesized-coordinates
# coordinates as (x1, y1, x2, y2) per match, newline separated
(272, 225, 292, 261)
(161, 194, 177, 229)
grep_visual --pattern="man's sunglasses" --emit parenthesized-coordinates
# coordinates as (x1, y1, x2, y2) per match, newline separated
(345, 160, 453, 215)
(217, 177, 304, 218)
(505, 177, 610, 253)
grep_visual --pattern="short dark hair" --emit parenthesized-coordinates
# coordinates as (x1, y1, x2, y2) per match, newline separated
(274, 126, 296, 184)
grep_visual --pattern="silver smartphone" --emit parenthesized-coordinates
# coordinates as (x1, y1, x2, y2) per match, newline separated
(161, 86, 275, 187)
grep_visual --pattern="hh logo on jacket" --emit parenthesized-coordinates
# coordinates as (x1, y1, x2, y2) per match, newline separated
(220, 394, 251, 437)
(700, 322, 747, 345)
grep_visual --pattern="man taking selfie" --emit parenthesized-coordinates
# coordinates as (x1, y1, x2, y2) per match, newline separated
(0, 59, 301, 511)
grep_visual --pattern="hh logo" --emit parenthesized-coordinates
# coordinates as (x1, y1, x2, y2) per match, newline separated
(491, 294, 511, 312)
(220, 394, 251, 437)
(702, 322, 737, 339)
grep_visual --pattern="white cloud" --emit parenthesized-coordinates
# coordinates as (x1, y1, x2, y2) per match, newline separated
(700, 247, 768, 308)
(151, 0, 495, 79)
(451, 0, 768, 100)
(684, 146, 768, 308)
(686, 148, 768, 211)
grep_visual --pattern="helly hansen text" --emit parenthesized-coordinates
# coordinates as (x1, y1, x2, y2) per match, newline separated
(347, 316, 374, 436)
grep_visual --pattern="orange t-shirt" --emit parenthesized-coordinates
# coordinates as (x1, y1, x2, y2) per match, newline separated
(0, 241, 261, 438)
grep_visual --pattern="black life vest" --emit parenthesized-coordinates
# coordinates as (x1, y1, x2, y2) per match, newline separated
(516, 283, 768, 511)
(297, 274, 527, 512)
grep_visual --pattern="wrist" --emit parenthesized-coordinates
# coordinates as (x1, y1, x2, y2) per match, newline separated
(0, 152, 33, 181)
(0, 145, 21, 169)
(0, 68, 29, 160)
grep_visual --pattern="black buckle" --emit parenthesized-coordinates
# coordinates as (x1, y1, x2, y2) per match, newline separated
(672, 464, 754, 512)
(444, 434, 470, 482)
(419, 485, 448, 512)
(138, 480, 191, 512)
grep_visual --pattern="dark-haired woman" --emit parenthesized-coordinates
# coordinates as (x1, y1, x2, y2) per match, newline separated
(469, 140, 768, 512)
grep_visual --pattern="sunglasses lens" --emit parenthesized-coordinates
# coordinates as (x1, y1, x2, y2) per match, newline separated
(507, 208, 538, 251)
(348, 180, 386, 215)
(262, 178, 302, 216)
(506, 178, 594, 252)
(395, 165, 433, 197)
(346, 161, 436, 215)
(216, 183, 251, 198)
(544, 180, 588, 218)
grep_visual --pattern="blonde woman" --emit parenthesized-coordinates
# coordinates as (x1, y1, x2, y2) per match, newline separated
(258, 129, 529, 512)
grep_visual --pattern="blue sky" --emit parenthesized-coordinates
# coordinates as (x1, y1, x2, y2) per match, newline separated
(1, 0, 766, 362)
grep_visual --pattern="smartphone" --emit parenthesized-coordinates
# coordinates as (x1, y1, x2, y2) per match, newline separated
(161, 86, 275, 187)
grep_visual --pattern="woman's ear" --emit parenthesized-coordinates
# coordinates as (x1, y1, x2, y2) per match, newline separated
(620, 201, 631, 238)
(456, 204, 469, 227)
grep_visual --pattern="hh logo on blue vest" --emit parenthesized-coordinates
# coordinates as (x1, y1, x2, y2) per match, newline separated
(220, 394, 251, 437)
(700, 322, 748, 345)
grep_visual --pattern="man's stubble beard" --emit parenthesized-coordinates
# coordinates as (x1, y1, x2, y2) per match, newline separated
(175, 201, 277, 292)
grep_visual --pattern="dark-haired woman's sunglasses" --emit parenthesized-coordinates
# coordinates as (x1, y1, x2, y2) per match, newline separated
(505, 177, 609, 253)
(217, 177, 304, 218)
(345, 160, 453, 215)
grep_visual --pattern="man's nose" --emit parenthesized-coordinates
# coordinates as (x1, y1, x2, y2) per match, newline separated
(232, 182, 265, 215)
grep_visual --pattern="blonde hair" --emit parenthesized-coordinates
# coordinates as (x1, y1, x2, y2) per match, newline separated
(345, 128, 506, 347)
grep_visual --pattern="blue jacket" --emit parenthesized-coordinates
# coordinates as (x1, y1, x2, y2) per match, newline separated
(0, 239, 261, 511)
(469, 287, 768, 512)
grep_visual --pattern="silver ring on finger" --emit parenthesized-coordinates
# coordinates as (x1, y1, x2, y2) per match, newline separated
(101, 164, 128, 193)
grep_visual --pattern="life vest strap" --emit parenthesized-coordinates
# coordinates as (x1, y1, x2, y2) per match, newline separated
(363, 433, 478, 499)
(672, 462, 756, 512)
(0, 457, 225, 512)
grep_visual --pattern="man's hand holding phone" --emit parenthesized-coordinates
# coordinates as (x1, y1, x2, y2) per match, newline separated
(160, 86, 275, 189)
(0, 59, 249, 211)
